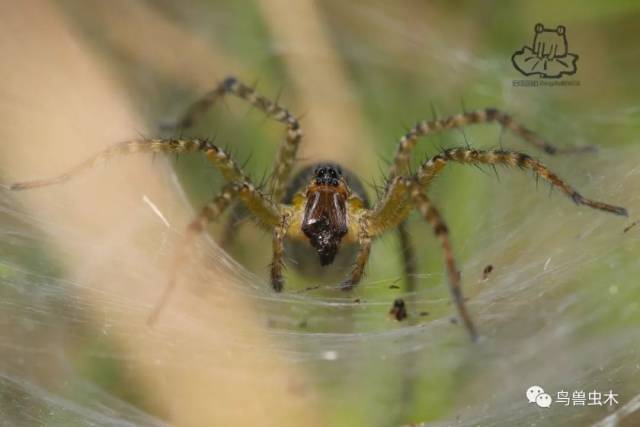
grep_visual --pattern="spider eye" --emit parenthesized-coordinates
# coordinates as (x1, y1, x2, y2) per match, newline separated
(312, 165, 344, 186)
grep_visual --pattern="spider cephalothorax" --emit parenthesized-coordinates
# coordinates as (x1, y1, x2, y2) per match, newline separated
(6, 75, 627, 340)
(283, 164, 368, 277)
(301, 164, 349, 265)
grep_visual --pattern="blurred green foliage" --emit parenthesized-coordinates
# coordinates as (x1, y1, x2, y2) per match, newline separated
(3, 1, 640, 425)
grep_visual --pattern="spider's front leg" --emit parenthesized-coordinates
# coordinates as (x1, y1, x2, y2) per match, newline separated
(170, 76, 304, 201)
(340, 223, 372, 290)
(417, 148, 627, 216)
(386, 108, 594, 182)
(3, 136, 285, 321)
(270, 214, 372, 293)
(4, 138, 249, 191)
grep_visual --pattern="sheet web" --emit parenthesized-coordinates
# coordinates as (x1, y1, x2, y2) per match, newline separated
(1, 2, 640, 427)
(1, 144, 639, 426)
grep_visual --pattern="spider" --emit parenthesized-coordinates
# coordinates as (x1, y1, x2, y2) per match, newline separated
(5, 76, 627, 340)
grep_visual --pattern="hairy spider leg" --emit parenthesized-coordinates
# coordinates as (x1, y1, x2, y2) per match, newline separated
(385, 108, 592, 293)
(270, 211, 292, 292)
(5, 137, 286, 321)
(362, 175, 475, 338)
(416, 148, 627, 216)
(148, 183, 239, 325)
(369, 147, 627, 240)
(387, 108, 595, 183)
(366, 178, 415, 237)
(397, 222, 417, 292)
(340, 218, 372, 290)
(408, 182, 477, 340)
(172, 76, 303, 201)
(6, 138, 210, 190)
(364, 147, 626, 339)
(6, 138, 282, 225)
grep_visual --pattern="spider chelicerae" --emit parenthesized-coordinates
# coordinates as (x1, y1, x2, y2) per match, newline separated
(5, 76, 627, 340)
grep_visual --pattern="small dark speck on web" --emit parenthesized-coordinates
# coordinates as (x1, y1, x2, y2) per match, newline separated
(624, 220, 638, 233)
(389, 298, 408, 321)
(295, 284, 322, 293)
(481, 264, 494, 281)
(419, 311, 429, 317)
(353, 298, 360, 303)
(389, 284, 400, 289)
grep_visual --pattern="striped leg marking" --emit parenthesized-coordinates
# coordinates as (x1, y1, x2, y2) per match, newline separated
(173, 76, 303, 201)
(7, 138, 238, 190)
(270, 212, 293, 292)
(417, 148, 627, 217)
(5, 137, 282, 226)
(397, 221, 417, 292)
(409, 181, 477, 341)
(366, 176, 414, 237)
(340, 221, 372, 290)
(148, 183, 238, 325)
(387, 108, 595, 181)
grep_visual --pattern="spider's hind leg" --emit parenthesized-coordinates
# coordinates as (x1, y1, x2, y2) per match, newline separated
(364, 176, 476, 339)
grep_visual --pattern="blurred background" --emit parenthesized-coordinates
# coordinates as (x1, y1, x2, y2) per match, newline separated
(0, 1, 639, 426)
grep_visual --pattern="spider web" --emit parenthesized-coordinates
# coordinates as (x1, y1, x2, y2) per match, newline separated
(2, 2, 640, 427)
(2, 142, 639, 427)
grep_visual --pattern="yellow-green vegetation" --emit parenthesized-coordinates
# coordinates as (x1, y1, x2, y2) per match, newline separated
(1, 1, 639, 426)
